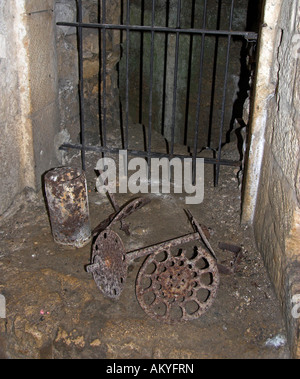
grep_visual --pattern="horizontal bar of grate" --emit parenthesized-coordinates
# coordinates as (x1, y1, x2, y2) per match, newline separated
(59, 143, 241, 167)
(56, 21, 258, 40)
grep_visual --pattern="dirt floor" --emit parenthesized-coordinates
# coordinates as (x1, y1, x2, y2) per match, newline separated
(0, 129, 291, 359)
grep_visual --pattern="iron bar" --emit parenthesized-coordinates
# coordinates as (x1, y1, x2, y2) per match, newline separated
(59, 142, 241, 167)
(126, 232, 200, 264)
(161, 0, 170, 139)
(171, 0, 181, 154)
(170, 0, 181, 156)
(148, 0, 156, 179)
(207, 0, 222, 149)
(77, 0, 86, 170)
(125, 0, 130, 150)
(215, 0, 235, 186)
(101, 0, 107, 148)
(192, 0, 207, 185)
(27, 9, 53, 16)
(139, 0, 145, 126)
(56, 21, 257, 40)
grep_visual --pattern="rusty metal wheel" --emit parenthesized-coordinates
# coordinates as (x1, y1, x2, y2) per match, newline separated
(136, 244, 219, 324)
(87, 229, 127, 299)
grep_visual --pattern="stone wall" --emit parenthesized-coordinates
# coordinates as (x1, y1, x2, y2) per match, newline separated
(0, 0, 60, 216)
(55, 0, 80, 145)
(242, 0, 300, 358)
(26, 0, 60, 186)
(0, 1, 31, 215)
(55, 0, 121, 146)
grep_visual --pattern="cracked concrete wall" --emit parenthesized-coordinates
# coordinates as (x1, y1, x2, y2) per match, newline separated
(242, 0, 300, 358)
(0, 0, 60, 215)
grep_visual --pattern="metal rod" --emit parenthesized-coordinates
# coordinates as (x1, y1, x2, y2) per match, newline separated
(192, 0, 207, 185)
(148, 0, 156, 179)
(185, 209, 217, 260)
(27, 9, 53, 16)
(126, 232, 200, 264)
(101, 0, 107, 148)
(170, 0, 181, 156)
(161, 0, 169, 140)
(184, 0, 196, 148)
(77, 0, 86, 170)
(125, 0, 130, 150)
(207, 0, 222, 149)
(215, 0, 235, 186)
(139, 0, 145, 125)
(59, 142, 241, 167)
(56, 21, 257, 40)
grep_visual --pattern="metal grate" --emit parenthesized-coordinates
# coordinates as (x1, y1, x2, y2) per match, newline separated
(57, 0, 258, 185)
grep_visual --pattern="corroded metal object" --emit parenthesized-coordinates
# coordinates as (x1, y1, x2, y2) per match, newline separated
(136, 244, 219, 324)
(87, 196, 152, 299)
(44, 167, 91, 248)
(87, 231, 201, 300)
(87, 194, 220, 322)
(92, 197, 151, 236)
(87, 229, 127, 299)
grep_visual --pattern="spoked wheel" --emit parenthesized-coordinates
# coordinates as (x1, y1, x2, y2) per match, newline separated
(136, 244, 219, 324)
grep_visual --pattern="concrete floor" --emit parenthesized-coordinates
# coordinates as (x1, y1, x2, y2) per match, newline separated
(0, 139, 291, 358)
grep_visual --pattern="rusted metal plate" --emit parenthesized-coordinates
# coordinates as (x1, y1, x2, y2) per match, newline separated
(136, 244, 219, 324)
(44, 167, 91, 248)
(87, 229, 127, 299)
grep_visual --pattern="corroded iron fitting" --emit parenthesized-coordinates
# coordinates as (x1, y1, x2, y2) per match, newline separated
(44, 167, 91, 248)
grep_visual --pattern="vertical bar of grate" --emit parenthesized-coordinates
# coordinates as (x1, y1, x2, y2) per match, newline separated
(147, 0, 156, 179)
(101, 0, 107, 149)
(78, 0, 86, 170)
(192, 0, 208, 185)
(139, 0, 145, 125)
(170, 0, 181, 156)
(124, 0, 130, 150)
(161, 1, 169, 139)
(215, 0, 234, 186)
(207, 0, 222, 150)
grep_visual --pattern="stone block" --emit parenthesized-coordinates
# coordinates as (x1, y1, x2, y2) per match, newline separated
(31, 101, 60, 189)
(247, 0, 300, 358)
(26, 10, 58, 114)
(55, 1, 77, 36)
(0, 122, 23, 215)
(25, 0, 54, 14)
